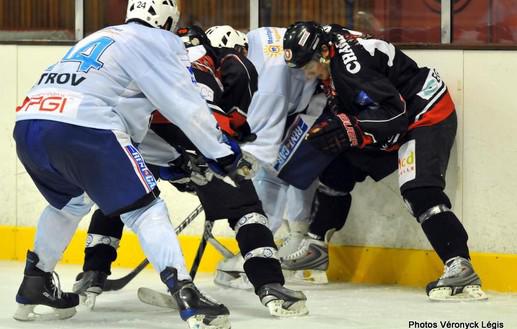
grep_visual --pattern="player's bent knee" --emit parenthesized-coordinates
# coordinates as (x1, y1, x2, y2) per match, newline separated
(61, 193, 94, 218)
(119, 197, 166, 230)
(402, 187, 452, 223)
(108, 186, 160, 217)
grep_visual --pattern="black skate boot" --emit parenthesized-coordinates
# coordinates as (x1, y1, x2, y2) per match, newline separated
(426, 256, 487, 301)
(257, 283, 309, 317)
(160, 267, 231, 329)
(73, 270, 107, 309)
(14, 250, 79, 321)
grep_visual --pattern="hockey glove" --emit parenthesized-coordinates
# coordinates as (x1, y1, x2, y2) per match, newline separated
(306, 112, 364, 154)
(155, 164, 195, 193)
(232, 121, 257, 143)
(206, 135, 258, 186)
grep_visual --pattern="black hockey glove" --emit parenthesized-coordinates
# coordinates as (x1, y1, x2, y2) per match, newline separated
(306, 112, 364, 154)
(163, 153, 212, 193)
(232, 122, 257, 143)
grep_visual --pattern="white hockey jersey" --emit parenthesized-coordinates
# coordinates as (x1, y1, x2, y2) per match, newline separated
(242, 27, 317, 165)
(15, 22, 232, 160)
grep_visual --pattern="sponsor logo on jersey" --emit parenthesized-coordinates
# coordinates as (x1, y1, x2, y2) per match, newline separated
(417, 68, 443, 100)
(16, 90, 82, 119)
(265, 27, 282, 44)
(125, 145, 157, 192)
(335, 34, 361, 74)
(274, 116, 309, 170)
(398, 139, 416, 187)
(264, 27, 283, 57)
(264, 44, 283, 57)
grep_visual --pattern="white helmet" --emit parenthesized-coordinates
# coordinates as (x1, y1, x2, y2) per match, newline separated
(126, 0, 180, 32)
(205, 25, 248, 49)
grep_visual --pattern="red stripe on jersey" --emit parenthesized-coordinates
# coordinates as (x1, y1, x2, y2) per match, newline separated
(409, 91, 455, 130)
(212, 111, 236, 136)
(151, 112, 171, 124)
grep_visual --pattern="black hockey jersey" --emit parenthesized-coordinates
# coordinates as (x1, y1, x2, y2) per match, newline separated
(151, 45, 258, 150)
(325, 25, 455, 149)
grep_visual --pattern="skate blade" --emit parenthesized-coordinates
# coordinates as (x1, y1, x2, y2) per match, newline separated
(186, 314, 231, 329)
(214, 270, 253, 290)
(78, 291, 99, 310)
(283, 269, 328, 284)
(13, 304, 76, 321)
(266, 299, 309, 317)
(137, 287, 178, 309)
(429, 285, 488, 302)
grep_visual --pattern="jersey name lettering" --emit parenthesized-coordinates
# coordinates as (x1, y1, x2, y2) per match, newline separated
(336, 35, 361, 74)
(36, 73, 86, 86)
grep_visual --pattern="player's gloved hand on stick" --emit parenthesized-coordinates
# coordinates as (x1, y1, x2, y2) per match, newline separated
(306, 112, 364, 155)
(206, 134, 257, 186)
(157, 162, 196, 193)
(177, 152, 214, 186)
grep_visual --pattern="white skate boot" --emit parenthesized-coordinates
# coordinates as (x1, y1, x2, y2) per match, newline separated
(277, 221, 309, 259)
(213, 253, 253, 290)
(280, 233, 329, 284)
(426, 256, 488, 301)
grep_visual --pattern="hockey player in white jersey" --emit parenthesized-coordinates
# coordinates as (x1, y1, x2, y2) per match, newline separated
(206, 26, 327, 285)
(12, 1, 254, 327)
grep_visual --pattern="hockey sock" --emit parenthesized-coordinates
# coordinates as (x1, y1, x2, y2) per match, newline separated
(402, 187, 470, 263)
(83, 209, 124, 274)
(308, 188, 352, 240)
(252, 168, 289, 233)
(422, 212, 470, 263)
(34, 194, 92, 272)
(120, 198, 190, 280)
(233, 213, 284, 292)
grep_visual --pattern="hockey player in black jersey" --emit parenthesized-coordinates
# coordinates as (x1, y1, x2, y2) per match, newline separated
(73, 25, 309, 318)
(279, 21, 487, 301)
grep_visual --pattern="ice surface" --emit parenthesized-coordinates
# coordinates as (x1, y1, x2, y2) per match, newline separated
(0, 261, 516, 329)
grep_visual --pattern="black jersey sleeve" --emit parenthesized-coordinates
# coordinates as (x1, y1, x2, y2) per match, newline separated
(218, 50, 258, 115)
(330, 36, 409, 146)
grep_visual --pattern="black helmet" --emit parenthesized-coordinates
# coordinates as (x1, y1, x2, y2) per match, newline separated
(176, 25, 211, 48)
(283, 21, 325, 68)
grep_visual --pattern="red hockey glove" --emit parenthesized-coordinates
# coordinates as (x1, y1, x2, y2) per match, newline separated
(306, 112, 364, 154)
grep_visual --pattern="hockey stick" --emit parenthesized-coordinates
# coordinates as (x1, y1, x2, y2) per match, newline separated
(207, 235, 235, 259)
(103, 204, 204, 291)
(189, 219, 214, 280)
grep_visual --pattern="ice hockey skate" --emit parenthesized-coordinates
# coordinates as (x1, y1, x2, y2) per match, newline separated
(426, 256, 488, 301)
(280, 233, 329, 284)
(73, 270, 107, 310)
(277, 221, 309, 259)
(13, 250, 79, 321)
(161, 267, 231, 329)
(213, 253, 253, 290)
(257, 283, 309, 317)
(278, 231, 306, 257)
